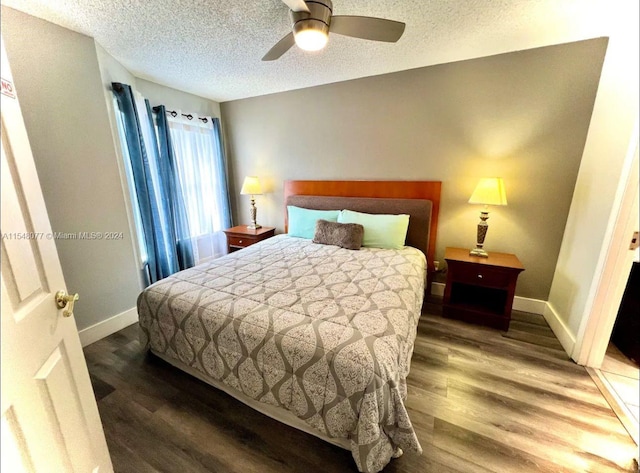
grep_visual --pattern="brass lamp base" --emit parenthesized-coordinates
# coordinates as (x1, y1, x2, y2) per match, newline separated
(247, 196, 261, 230)
(470, 210, 490, 258)
(470, 247, 489, 258)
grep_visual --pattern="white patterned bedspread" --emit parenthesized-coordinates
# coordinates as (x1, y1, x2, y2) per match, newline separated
(138, 234, 426, 472)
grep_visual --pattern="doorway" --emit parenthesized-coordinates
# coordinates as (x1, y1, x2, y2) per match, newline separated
(596, 260, 640, 445)
(577, 137, 639, 445)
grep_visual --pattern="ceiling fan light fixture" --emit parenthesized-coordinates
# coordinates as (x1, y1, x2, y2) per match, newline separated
(294, 28, 328, 51)
(262, 0, 405, 61)
(293, 19, 329, 51)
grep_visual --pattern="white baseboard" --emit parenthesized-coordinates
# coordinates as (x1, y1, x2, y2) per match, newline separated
(78, 307, 138, 347)
(430, 282, 546, 314)
(542, 302, 576, 355)
(513, 296, 547, 314)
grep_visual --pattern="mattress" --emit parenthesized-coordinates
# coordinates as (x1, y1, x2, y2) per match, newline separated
(138, 234, 426, 472)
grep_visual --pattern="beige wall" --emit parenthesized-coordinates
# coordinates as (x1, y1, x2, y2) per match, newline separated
(94, 43, 146, 291)
(547, 3, 639, 351)
(221, 39, 607, 301)
(1, 7, 141, 330)
(2, 7, 223, 332)
(136, 78, 221, 118)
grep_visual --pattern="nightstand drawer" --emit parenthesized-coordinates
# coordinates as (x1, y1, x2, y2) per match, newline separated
(227, 235, 253, 248)
(224, 226, 276, 253)
(451, 264, 511, 288)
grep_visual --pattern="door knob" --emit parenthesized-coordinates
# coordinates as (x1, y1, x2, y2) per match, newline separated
(55, 290, 79, 318)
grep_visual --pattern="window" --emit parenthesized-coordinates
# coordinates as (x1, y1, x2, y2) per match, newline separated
(167, 111, 230, 263)
(112, 80, 231, 284)
(169, 116, 220, 235)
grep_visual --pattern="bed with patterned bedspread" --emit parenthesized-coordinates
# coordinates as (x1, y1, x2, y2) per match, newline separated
(138, 233, 427, 472)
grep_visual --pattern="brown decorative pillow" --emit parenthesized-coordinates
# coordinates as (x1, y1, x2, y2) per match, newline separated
(313, 219, 364, 250)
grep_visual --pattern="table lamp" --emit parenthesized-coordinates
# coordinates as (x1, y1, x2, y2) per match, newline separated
(240, 176, 263, 230)
(468, 177, 507, 257)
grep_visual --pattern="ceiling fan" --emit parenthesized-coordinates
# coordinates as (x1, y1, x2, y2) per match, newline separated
(262, 0, 406, 61)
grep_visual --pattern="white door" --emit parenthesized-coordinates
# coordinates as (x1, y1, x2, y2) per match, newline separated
(1, 38, 113, 472)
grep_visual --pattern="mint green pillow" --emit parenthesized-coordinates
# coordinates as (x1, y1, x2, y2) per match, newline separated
(287, 206, 340, 239)
(338, 209, 410, 249)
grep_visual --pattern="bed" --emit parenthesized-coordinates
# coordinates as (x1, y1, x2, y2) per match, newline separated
(138, 180, 441, 473)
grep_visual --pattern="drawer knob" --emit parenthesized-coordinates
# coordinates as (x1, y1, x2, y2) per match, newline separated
(477, 274, 483, 279)
(239, 239, 243, 244)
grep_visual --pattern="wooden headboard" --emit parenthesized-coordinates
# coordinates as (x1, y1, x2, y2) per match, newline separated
(283, 180, 441, 278)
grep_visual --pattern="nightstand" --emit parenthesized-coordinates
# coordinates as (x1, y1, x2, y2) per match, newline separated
(443, 247, 524, 330)
(223, 225, 275, 253)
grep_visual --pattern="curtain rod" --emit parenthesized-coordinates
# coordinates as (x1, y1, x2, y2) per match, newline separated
(152, 106, 209, 124)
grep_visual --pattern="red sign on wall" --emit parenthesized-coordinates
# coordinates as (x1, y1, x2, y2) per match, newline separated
(1, 77, 16, 99)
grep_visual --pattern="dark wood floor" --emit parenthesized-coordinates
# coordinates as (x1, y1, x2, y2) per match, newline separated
(84, 300, 639, 473)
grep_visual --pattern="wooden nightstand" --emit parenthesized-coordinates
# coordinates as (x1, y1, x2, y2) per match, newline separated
(443, 247, 524, 331)
(223, 225, 275, 253)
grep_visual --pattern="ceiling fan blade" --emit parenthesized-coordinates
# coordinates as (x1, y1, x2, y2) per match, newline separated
(262, 32, 296, 61)
(330, 16, 405, 42)
(280, 0, 310, 13)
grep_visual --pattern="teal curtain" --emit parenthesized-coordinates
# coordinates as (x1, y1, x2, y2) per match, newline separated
(112, 83, 193, 284)
(212, 117, 232, 230)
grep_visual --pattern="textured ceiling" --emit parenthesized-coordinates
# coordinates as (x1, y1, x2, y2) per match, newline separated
(0, 0, 618, 102)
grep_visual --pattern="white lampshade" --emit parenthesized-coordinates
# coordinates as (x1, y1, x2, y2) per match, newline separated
(294, 28, 328, 51)
(240, 176, 263, 196)
(468, 178, 507, 206)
